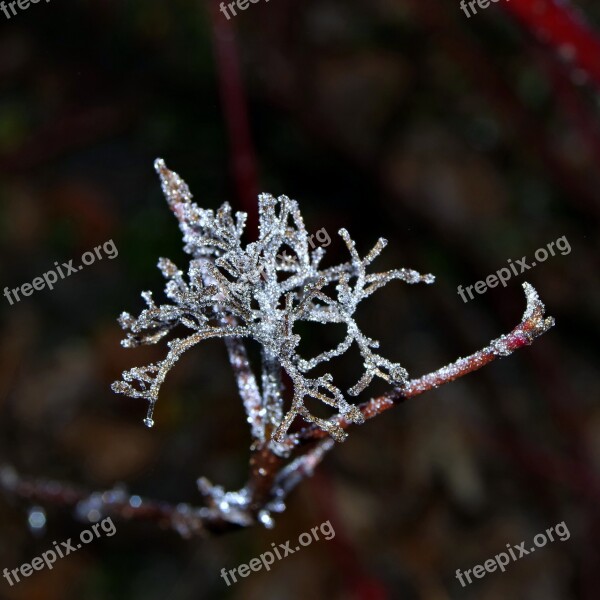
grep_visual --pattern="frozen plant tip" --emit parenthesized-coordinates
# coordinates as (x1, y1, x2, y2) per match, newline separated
(112, 159, 435, 443)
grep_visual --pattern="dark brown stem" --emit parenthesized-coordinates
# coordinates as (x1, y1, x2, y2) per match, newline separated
(247, 442, 285, 513)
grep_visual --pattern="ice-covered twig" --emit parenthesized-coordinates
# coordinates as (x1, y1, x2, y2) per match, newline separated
(0, 465, 238, 538)
(0, 283, 554, 537)
(112, 160, 435, 443)
(225, 335, 264, 441)
(297, 282, 554, 442)
(1, 162, 555, 538)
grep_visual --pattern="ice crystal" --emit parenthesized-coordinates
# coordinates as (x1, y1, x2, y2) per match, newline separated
(112, 160, 434, 443)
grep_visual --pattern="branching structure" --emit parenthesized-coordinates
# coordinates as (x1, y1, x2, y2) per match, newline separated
(113, 159, 434, 444)
(0, 161, 555, 537)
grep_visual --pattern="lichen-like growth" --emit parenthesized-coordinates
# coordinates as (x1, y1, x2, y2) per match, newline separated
(112, 159, 434, 443)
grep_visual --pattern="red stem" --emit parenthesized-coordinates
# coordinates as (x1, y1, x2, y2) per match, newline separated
(502, 0, 600, 88)
(298, 283, 553, 442)
(309, 472, 389, 600)
(207, 0, 259, 237)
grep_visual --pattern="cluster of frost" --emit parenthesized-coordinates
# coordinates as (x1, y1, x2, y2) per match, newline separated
(112, 160, 434, 443)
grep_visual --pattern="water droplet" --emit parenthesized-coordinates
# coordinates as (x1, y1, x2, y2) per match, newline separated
(28, 506, 46, 534)
(129, 495, 142, 508)
(87, 509, 101, 523)
(258, 510, 274, 529)
(102, 487, 127, 504)
(143, 417, 154, 428)
(0, 465, 17, 490)
(269, 500, 286, 513)
(75, 492, 104, 522)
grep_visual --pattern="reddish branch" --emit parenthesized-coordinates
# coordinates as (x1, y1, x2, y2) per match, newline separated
(0, 283, 554, 537)
(408, 0, 600, 218)
(207, 0, 260, 237)
(501, 0, 600, 89)
(297, 282, 553, 442)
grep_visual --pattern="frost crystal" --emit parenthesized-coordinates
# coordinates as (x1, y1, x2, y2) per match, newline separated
(112, 160, 434, 443)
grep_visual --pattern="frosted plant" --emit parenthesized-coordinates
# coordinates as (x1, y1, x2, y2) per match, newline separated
(1, 161, 555, 537)
(112, 159, 434, 444)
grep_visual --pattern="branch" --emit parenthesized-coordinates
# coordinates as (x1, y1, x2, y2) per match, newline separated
(0, 283, 553, 537)
(0, 465, 242, 538)
(225, 335, 263, 441)
(297, 282, 554, 442)
(207, 0, 259, 236)
(501, 0, 600, 90)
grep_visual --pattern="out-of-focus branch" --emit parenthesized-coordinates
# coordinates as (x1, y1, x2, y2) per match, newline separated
(0, 465, 239, 537)
(501, 0, 600, 90)
(207, 0, 259, 237)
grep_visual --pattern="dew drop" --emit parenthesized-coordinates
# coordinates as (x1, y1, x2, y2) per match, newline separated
(258, 510, 274, 529)
(269, 500, 286, 513)
(0, 465, 17, 491)
(27, 506, 46, 534)
(87, 509, 101, 523)
(129, 495, 142, 508)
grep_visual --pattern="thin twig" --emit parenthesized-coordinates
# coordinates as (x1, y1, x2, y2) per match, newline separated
(296, 282, 554, 442)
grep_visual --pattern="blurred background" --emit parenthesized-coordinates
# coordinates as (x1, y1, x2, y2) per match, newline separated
(0, 0, 598, 598)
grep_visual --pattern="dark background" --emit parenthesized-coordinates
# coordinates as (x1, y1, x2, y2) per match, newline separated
(0, 0, 598, 598)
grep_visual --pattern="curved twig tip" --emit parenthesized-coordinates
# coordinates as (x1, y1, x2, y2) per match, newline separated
(521, 282, 555, 340)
